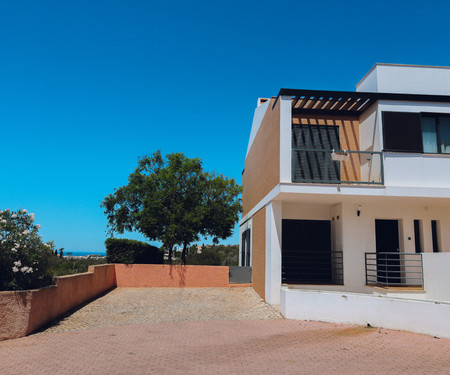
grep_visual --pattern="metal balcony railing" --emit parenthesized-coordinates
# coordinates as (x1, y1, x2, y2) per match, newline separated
(282, 250, 343, 285)
(292, 149, 384, 185)
(365, 252, 424, 288)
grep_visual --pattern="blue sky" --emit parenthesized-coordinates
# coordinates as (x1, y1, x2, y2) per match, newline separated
(2, 0, 450, 253)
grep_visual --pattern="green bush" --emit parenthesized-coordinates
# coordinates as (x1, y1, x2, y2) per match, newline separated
(49, 257, 107, 277)
(186, 247, 222, 265)
(186, 244, 238, 266)
(105, 238, 163, 264)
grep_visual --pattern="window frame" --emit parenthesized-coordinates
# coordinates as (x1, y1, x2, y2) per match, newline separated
(382, 111, 450, 155)
(420, 112, 450, 155)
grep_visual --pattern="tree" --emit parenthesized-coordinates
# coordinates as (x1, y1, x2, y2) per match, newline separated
(101, 151, 242, 264)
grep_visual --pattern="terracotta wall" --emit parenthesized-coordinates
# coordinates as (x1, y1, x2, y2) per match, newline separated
(115, 264, 230, 287)
(0, 264, 116, 341)
(0, 290, 33, 341)
(251, 207, 266, 299)
(292, 115, 361, 182)
(242, 98, 280, 216)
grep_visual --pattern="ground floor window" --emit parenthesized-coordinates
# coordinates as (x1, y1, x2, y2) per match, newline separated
(431, 220, 440, 253)
(414, 219, 423, 253)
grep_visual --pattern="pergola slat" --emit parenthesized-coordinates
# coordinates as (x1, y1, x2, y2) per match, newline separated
(274, 88, 450, 115)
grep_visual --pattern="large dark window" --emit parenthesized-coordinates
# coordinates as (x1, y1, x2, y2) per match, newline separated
(382, 111, 450, 154)
(382, 112, 422, 152)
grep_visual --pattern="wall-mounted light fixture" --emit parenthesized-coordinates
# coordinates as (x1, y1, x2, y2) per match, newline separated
(357, 205, 361, 217)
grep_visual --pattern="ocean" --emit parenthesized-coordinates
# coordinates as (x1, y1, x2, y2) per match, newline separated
(66, 251, 106, 257)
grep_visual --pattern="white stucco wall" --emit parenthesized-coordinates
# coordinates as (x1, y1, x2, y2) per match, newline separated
(265, 201, 282, 304)
(356, 64, 450, 95)
(281, 288, 450, 339)
(246, 99, 270, 158)
(384, 154, 450, 188)
(423, 253, 450, 302)
(279, 96, 292, 183)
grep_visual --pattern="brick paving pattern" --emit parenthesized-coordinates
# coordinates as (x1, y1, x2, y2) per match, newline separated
(1, 320, 449, 374)
(1, 287, 449, 374)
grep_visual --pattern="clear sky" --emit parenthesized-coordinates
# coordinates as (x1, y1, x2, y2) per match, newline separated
(2, 0, 450, 253)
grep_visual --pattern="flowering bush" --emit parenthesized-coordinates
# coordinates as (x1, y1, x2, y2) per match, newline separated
(0, 209, 55, 291)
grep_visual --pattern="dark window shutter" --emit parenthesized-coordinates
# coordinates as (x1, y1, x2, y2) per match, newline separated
(382, 112, 422, 152)
(292, 124, 340, 182)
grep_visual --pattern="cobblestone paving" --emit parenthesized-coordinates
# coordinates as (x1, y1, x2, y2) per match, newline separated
(1, 320, 449, 374)
(40, 287, 282, 333)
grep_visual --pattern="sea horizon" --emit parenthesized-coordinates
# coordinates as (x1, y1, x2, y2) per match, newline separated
(65, 250, 106, 257)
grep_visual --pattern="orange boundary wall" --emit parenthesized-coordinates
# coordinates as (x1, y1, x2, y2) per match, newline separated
(115, 264, 230, 287)
(0, 264, 116, 341)
(0, 264, 250, 341)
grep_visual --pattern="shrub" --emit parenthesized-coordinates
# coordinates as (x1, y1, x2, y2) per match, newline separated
(49, 257, 107, 277)
(186, 247, 222, 265)
(105, 238, 163, 264)
(186, 244, 238, 266)
(0, 209, 55, 291)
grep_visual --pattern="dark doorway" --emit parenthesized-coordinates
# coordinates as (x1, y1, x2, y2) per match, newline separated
(241, 229, 251, 267)
(282, 219, 332, 284)
(375, 219, 401, 285)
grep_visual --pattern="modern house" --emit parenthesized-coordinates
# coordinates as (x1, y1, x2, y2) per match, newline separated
(239, 64, 450, 336)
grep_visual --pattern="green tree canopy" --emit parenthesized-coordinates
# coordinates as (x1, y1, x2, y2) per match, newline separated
(101, 151, 242, 263)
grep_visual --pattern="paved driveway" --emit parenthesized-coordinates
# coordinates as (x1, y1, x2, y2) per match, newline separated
(1, 287, 449, 374)
(41, 287, 282, 333)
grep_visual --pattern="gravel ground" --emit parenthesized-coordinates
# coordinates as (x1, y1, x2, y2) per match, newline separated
(39, 287, 282, 334)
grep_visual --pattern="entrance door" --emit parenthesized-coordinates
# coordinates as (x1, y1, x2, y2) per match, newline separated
(282, 219, 332, 284)
(375, 219, 401, 285)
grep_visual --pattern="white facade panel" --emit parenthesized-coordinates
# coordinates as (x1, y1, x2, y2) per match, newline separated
(423, 253, 450, 302)
(279, 96, 292, 183)
(281, 288, 450, 339)
(246, 99, 270, 158)
(384, 154, 450, 188)
(265, 201, 282, 304)
(357, 64, 450, 95)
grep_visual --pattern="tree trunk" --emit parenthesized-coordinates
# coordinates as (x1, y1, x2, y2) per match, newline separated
(181, 243, 188, 265)
(168, 247, 173, 265)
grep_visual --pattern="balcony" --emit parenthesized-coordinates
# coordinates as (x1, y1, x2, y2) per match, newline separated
(365, 252, 424, 288)
(292, 149, 384, 185)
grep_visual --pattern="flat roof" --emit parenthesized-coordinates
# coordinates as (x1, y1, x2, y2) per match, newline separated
(276, 88, 450, 116)
(356, 63, 450, 89)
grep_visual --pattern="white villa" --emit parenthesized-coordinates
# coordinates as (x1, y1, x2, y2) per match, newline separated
(240, 64, 450, 338)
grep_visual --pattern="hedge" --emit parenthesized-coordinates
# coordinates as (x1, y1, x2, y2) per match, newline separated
(105, 238, 163, 264)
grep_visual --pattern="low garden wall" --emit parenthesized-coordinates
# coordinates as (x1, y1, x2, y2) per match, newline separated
(0, 264, 250, 341)
(0, 264, 116, 341)
(114, 264, 231, 287)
